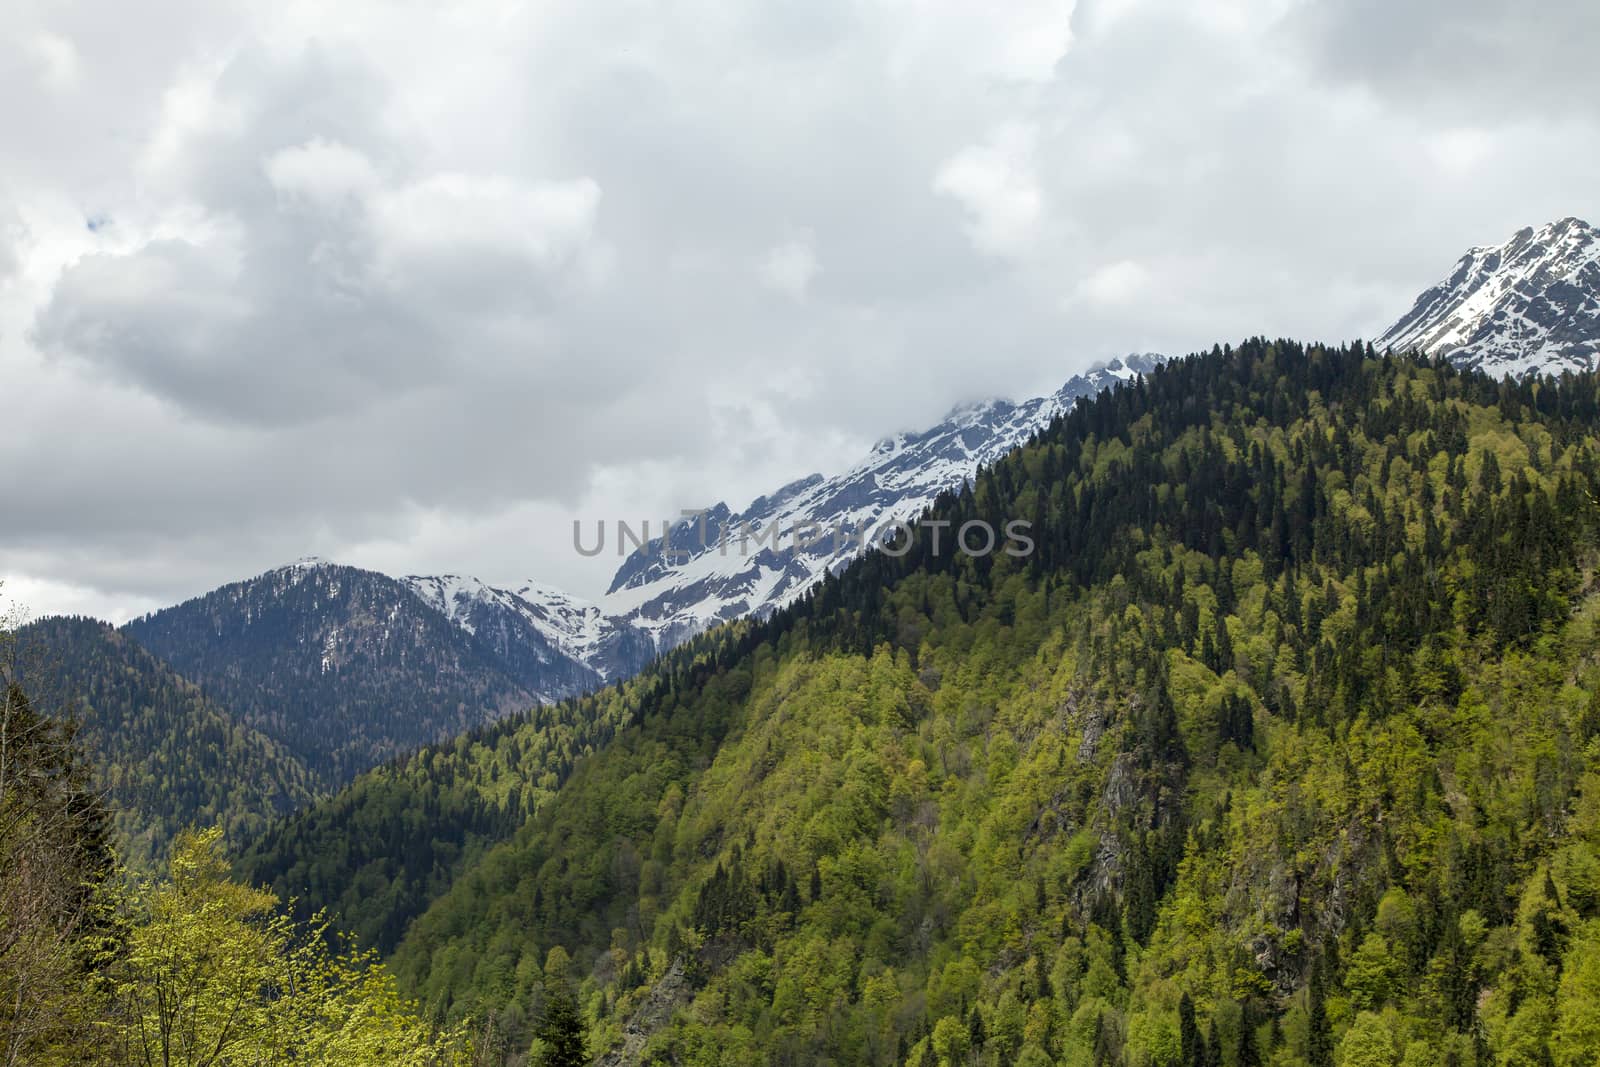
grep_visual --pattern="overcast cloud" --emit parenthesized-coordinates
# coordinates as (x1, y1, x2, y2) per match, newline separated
(2, 0, 1598, 621)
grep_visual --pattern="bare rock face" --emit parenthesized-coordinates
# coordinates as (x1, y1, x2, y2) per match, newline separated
(593, 957, 690, 1067)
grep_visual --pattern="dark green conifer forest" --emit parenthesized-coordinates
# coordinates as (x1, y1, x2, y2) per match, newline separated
(14, 616, 314, 869)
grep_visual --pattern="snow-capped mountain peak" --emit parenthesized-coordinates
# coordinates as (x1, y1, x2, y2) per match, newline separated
(403, 573, 513, 636)
(593, 354, 1166, 650)
(402, 353, 1166, 678)
(400, 573, 653, 683)
(154, 224, 1600, 710)
(1378, 216, 1600, 377)
(277, 555, 333, 572)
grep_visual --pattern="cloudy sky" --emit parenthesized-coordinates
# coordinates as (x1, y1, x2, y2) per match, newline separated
(2, 0, 1598, 621)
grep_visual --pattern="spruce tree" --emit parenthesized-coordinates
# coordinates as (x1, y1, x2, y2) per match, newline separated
(1179, 992, 1204, 1067)
(534, 963, 587, 1067)
(1237, 1000, 1262, 1067)
(1307, 960, 1334, 1067)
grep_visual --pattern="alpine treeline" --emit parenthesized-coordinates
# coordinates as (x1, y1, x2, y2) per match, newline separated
(241, 340, 1600, 1066)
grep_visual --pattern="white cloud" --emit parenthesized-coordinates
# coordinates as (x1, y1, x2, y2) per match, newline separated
(760, 236, 820, 299)
(1425, 128, 1495, 174)
(1076, 259, 1148, 305)
(933, 122, 1043, 258)
(0, 205, 22, 282)
(1, 0, 1597, 619)
(137, 62, 244, 190)
(372, 174, 603, 277)
(0, 573, 160, 627)
(265, 139, 380, 209)
(1075, 0, 1143, 38)
(984, 0, 1076, 82)
(26, 32, 81, 92)
(888, 0, 1076, 83)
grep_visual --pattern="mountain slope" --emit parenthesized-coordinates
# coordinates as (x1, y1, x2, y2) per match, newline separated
(374, 341, 1600, 1065)
(1379, 215, 1600, 376)
(403, 574, 655, 684)
(124, 559, 591, 786)
(233, 358, 1156, 950)
(15, 616, 313, 869)
(235, 666, 668, 955)
(400, 573, 607, 691)
(599, 355, 1161, 650)
(397, 357, 1162, 681)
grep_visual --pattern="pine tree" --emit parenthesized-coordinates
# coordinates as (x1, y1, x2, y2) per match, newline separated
(1213, 617, 1234, 675)
(1179, 992, 1204, 1067)
(1237, 999, 1262, 1067)
(1308, 960, 1334, 1067)
(534, 950, 587, 1067)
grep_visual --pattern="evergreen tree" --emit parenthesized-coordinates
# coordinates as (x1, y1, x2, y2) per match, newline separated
(1237, 1000, 1262, 1067)
(1308, 960, 1334, 1067)
(1179, 992, 1204, 1067)
(533, 950, 587, 1067)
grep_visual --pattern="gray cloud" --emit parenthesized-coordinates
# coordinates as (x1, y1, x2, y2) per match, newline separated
(29, 44, 604, 426)
(1, 0, 1598, 619)
(0, 208, 19, 282)
(1282, 0, 1600, 119)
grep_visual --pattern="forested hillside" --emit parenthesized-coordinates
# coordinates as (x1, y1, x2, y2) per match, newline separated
(238, 606, 794, 956)
(14, 616, 313, 869)
(277, 340, 1600, 1065)
(0, 665, 467, 1065)
(126, 561, 578, 786)
(239, 689, 649, 954)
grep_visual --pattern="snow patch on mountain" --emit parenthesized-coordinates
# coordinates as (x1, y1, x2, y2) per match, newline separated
(1378, 217, 1600, 377)
(402, 573, 655, 684)
(395, 355, 1163, 681)
(597, 354, 1164, 650)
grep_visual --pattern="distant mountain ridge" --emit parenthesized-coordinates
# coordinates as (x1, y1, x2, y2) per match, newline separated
(595, 354, 1164, 647)
(602, 208, 1600, 652)
(26, 354, 1164, 820)
(122, 560, 599, 786)
(374, 356, 1166, 678)
(53, 213, 1600, 800)
(37, 216, 1600, 950)
(1379, 215, 1600, 376)
(401, 572, 654, 683)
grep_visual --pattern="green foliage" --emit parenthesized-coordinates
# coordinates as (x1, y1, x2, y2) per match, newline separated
(0, 626, 469, 1064)
(101, 827, 468, 1066)
(0, 642, 117, 1067)
(236, 342, 1600, 1064)
(1337, 1012, 1395, 1067)
(531, 948, 586, 1067)
(235, 654, 724, 953)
